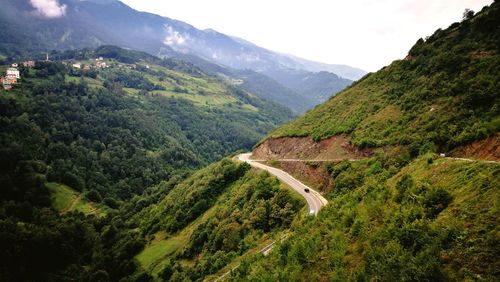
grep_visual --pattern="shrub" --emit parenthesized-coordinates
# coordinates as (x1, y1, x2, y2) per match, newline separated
(85, 189, 102, 203)
(423, 188, 452, 218)
(103, 197, 119, 209)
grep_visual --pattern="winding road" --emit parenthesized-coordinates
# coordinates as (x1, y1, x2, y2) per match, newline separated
(237, 153, 328, 215)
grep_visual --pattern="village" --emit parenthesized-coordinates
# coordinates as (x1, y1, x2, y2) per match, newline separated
(1, 61, 33, 90)
(1, 56, 148, 91)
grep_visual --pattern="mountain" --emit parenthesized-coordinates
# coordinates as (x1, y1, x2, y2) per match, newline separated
(0, 0, 362, 113)
(0, 1, 499, 282)
(228, 35, 366, 81)
(261, 3, 499, 153)
(0, 45, 294, 200)
(261, 69, 353, 106)
(171, 53, 317, 113)
(237, 2, 499, 281)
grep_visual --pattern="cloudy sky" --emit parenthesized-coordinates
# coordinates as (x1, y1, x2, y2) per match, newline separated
(121, 0, 492, 71)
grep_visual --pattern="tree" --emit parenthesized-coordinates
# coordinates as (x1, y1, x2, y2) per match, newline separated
(463, 9, 475, 20)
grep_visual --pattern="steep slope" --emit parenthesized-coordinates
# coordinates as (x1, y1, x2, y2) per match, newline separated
(232, 69, 315, 113)
(234, 3, 500, 281)
(0, 0, 358, 113)
(231, 155, 499, 281)
(257, 2, 499, 158)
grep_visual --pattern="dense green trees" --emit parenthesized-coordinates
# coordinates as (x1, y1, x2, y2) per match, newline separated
(1, 58, 290, 200)
(0, 47, 294, 281)
(141, 166, 304, 281)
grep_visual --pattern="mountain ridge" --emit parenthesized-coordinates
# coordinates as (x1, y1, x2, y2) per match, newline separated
(257, 1, 499, 155)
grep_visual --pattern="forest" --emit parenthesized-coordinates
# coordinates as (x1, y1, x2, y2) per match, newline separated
(0, 48, 295, 281)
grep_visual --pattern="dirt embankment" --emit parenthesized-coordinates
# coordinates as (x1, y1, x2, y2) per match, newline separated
(450, 135, 500, 161)
(272, 161, 334, 193)
(253, 135, 372, 160)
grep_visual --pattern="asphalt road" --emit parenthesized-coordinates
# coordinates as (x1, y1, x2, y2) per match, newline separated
(237, 153, 328, 215)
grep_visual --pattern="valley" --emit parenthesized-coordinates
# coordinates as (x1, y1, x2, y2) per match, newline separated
(0, 0, 362, 114)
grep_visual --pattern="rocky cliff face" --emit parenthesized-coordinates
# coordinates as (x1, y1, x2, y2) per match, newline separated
(252, 135, 372, 160)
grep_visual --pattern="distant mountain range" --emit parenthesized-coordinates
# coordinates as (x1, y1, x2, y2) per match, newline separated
(0, 0, 366, 113)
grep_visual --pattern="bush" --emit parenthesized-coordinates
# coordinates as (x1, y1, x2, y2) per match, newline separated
(423, 188, 452, 218)
(90, 270, 110, 282)
(103, 197, 119, 209)
(85, 189, 102, 203)
(61, 172, 85, 191)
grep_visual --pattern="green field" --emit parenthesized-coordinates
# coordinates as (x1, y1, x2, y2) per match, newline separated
(45, 182, 105, 216)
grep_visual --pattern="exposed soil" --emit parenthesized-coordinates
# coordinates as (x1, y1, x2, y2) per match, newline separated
(450, 135, 500, 161)
(253, 135, 372, 160)
(271, 161, 334, 194)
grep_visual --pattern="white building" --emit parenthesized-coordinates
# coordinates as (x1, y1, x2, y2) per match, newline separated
(6, 68, 20, 79)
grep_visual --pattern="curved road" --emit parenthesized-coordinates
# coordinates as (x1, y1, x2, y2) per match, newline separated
(237, 153, 328, 215)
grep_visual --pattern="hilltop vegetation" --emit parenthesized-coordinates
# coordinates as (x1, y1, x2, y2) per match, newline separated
(269, 2, 499, 153)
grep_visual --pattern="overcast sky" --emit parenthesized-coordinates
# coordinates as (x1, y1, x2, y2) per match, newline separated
(120, 0, 493, 72)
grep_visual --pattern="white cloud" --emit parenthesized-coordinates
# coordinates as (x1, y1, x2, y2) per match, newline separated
(164, 26, 187, 46)
(30, 0, 67, 18)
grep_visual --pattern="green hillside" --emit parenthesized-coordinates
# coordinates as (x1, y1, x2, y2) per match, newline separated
(0, 46, 293, 201)
(1, 1, 499, 282)
(132, 159, 304, 280)
(0, 47, 294, 281)
(233, 3, 500, 281)
(268, 3, 499, 153)
(230, 154, 499, 281)
(45, 182, 107, 216)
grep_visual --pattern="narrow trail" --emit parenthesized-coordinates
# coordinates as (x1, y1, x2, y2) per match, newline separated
(60, 195, 80, 214)
(213, 235, 289, 282)
(445, 157, 499, 164)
